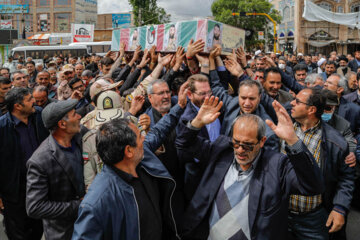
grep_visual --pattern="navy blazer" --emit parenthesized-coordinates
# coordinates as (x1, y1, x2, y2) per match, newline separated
(209, 70, 280, 152)
(343, 91, 359, 105)
(175, 122, 324, 240)
(348, 59, 359, 72)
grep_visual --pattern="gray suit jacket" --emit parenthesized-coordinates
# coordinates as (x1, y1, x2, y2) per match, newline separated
(26, 134, 85, 240)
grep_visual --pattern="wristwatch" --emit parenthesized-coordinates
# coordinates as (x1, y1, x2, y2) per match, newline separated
(243, 64, 250, 70)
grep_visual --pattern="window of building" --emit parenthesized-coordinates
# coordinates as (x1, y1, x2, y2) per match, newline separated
(24, 14, 33, 33)
(351, 4, 360, 12)
(54, 13, 71, 32)
(55, 0, 71, 6)
(291, 6, 294, 18)
(283, 6, 290, 21)
(16, 0, 32, 5)
(37, 13, 50, 32)
(337, 6, 344, 13)
(37, 0, 50, 6)
(318, 2, 333, 11)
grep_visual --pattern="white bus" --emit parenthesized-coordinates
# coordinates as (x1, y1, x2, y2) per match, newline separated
(69, 41, 111, 56)
(10, 45, 89, 64)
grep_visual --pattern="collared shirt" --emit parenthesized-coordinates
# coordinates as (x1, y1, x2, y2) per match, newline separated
(192, 102, 221, 142)
(12, 114, 39, 166)
(282, 121, 323, 213)
(55, 138, 85, 195)
(110, 165, 162, 240)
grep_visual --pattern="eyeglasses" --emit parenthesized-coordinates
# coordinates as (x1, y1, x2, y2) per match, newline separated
(229, 139, 259, 152)
(295, 98, 312, 106)
(193, 90, 212, 97)
(152, 90, 171, 96)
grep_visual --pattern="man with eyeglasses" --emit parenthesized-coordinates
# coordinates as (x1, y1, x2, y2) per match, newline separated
(287, 87, 354, 240)
(146, 79, 184, 187)
(176, 96, 324, 240)
(176, 74, 222, 202)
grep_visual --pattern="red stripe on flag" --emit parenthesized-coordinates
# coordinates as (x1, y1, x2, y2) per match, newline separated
(196, 19, 206, 42)
(120, 28, 130, 51)
(157, 24, 164, 51)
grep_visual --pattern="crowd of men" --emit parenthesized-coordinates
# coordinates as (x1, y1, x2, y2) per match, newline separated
(0, 41, 359, 240)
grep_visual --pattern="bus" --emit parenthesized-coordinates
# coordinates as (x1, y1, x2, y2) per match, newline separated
(10, 45, 89, 64)
(69, 41, 111, 56)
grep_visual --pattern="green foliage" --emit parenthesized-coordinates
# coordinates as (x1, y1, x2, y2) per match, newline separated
(211, 0, 282, 49)
(129, 0, 171, 26)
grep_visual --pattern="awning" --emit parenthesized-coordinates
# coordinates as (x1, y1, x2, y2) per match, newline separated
(307, 40, 336, 47)
(27, 33, 50, 40)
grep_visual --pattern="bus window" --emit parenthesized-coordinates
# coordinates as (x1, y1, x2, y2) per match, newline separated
(92, 45, 103, 53)
(27, 50, 43, 59)
(78, 49, 87, 56)
(12, 51, 25, 60)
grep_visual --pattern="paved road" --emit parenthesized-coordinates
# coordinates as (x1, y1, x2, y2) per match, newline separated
(1, 208, 360, 239)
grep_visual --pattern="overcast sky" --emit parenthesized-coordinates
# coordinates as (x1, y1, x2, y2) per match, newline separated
(98, 0, 214, 22)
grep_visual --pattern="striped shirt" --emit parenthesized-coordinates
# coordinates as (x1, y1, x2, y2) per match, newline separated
(281, 121, 323, 213)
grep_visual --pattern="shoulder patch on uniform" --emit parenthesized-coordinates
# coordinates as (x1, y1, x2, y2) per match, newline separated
(126, 94, 133, 103)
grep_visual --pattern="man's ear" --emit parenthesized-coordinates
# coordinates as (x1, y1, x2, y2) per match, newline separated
(124, 145, 134, 159)
(13, 103, 22, 111)
(259, 136, 267, 148)
(337, 87, 344, 95)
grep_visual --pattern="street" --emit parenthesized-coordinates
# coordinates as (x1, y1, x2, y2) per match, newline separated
(1, 208, 359, 239)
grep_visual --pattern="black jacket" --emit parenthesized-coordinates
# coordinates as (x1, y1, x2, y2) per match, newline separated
(0, 108, 49, 202)
(175, 122, 324, 240)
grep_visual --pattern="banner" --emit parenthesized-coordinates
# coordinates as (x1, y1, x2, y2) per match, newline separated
(111, 19, 245, 54)
(0, 20, 12, 29)
(222, 24, 245, 53)
(112, 14, 131, 29)
(258, 31, 264, 40)
(38, 14, 50, 32)
(71, 24, 94, 42)
(0, 5, 29, 14)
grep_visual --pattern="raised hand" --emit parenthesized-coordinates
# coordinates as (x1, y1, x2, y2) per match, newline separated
(139, 113, 151, 132)
(192, 96, 223, 128)
(186, 39, 205, 58)
(263, 56, 276, 68)
(236, 46, 247, 67)
(119, 42, 126, 56)
(129, 95, 145, 116)
(195, 54, 209, 65)
(224, 58, 243, 78)
(209, 46, 221, 60)
(132, 45, 142, 62)
(174, 46, 185, 71)
(177, 80, 189, 109)
(265, 100, 299, 145)
(137, 49, 150, 68)
(158, 53, 173, 66)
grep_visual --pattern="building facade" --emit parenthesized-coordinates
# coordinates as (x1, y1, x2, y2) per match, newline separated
(295, 0, 360, 55)
(0, 0, 97, 39)
(271, 0, 296, 53)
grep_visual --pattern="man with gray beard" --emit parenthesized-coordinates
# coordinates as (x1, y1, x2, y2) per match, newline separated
(145, 79, 184, 187)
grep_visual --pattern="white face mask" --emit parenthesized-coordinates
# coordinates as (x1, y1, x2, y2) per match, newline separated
(278, 63, 286, 70)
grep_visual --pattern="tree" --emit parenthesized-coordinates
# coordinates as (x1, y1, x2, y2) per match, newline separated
(129, 0, 171, 26)
(211, 0, 281, 50)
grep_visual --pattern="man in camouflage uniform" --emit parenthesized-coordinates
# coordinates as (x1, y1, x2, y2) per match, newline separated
(82, 89, 148, 190)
